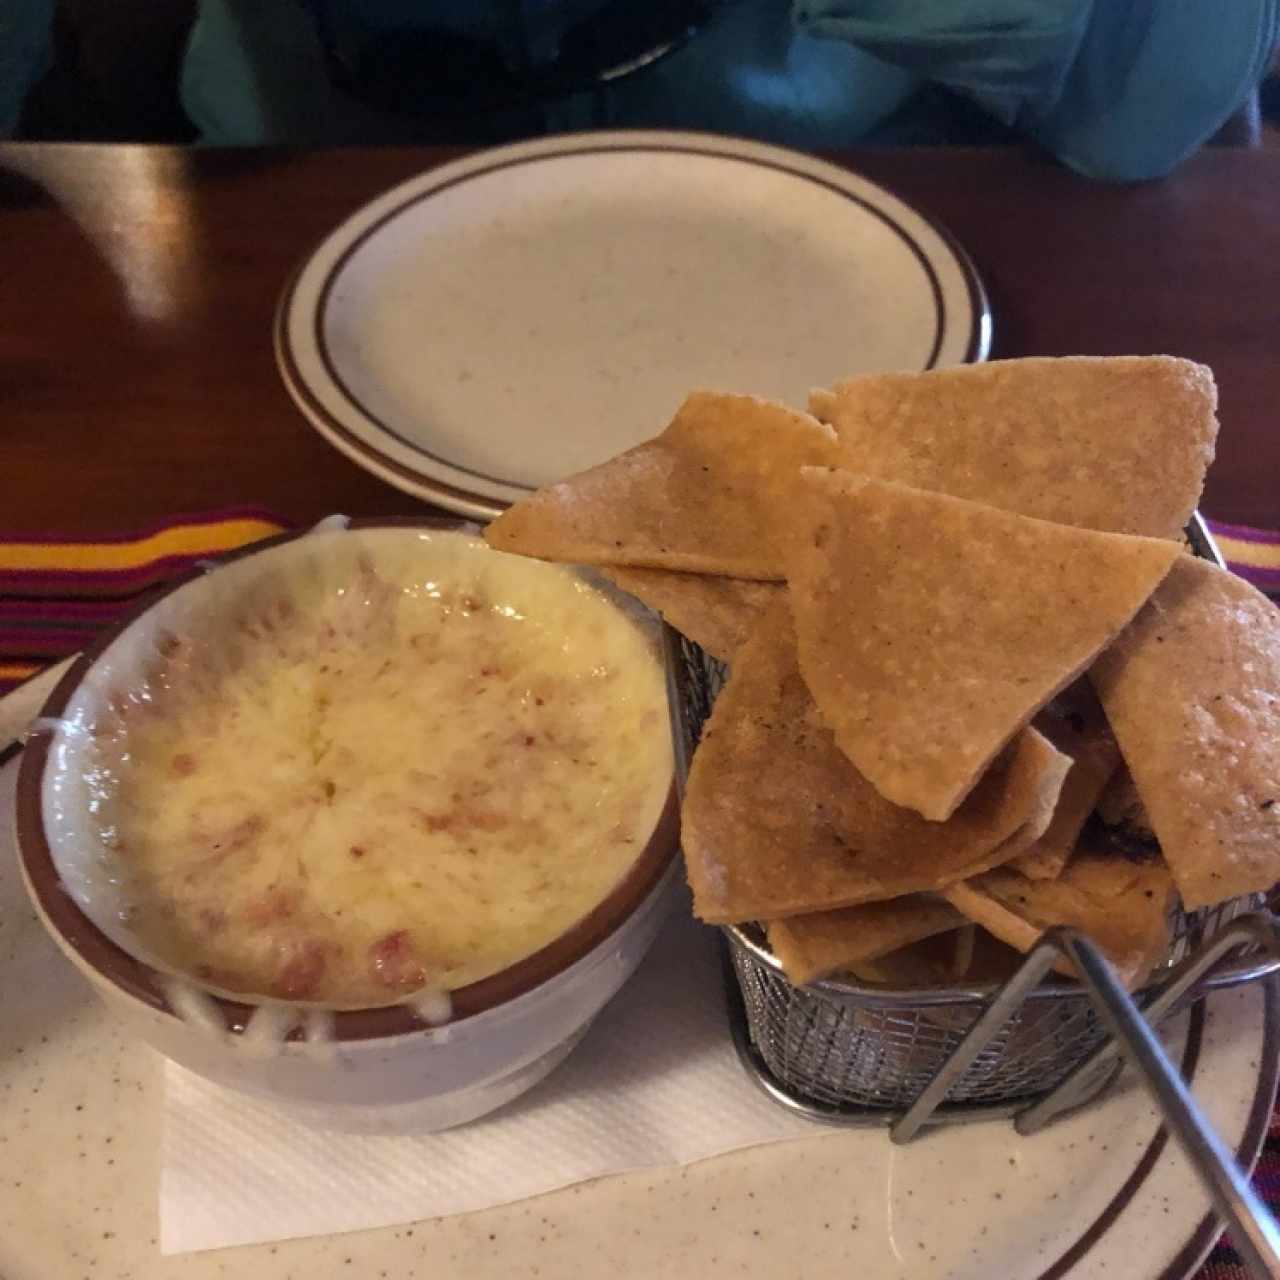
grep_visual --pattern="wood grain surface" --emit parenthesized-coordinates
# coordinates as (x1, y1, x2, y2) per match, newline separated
(1, 143, 1276, 532)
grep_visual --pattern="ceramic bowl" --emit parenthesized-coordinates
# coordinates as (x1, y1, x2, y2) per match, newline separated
(14, 518, 679, 1128)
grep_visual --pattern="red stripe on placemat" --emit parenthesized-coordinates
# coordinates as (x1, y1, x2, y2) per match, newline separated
(0, 508, 290, 697)
(0, 628, 99, 657)
(1, 557, 232, 598)
(0, 599, 125, 622)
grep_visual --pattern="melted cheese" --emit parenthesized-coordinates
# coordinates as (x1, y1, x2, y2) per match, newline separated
(86, 533, 672, 1007)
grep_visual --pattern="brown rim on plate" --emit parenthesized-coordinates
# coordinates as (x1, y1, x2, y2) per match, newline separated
(14, 517, 680, 1042)
(1043, 976, 1280, 1280)
(275, 132, 993, 519)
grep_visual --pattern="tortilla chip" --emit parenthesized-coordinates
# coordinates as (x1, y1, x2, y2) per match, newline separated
(848, 932, 966, 987)
(787, 470, 1179, 820)
(809, 356, 1217, 540)
(949, 923, 977, 980)
(942, 851, 1175, 986)
(765, 896, 963, 985)
(1091, 556, 1280, 909)
(485, 391, 839, 579)
(681, 602, 1072, 924)
(851, 930, 1029, 988)
(601, 567, 780, 662)
(1013, 682, 1122, 880)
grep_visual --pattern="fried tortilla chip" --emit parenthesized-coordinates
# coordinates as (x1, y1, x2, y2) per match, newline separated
(765, 896, 963, 985)
(681, 603, 1072, 924)
(787, 470, 1179, 820)
(849, 932, 966, 987)
(949, 923, 977, 980)
(601, 567, 780, 662)
(852, 930, 1029, 989)
(1013, 681, 1122, 880)
(1091, 556, 1280, 909)
(485, 391, 839, 579)
(942, 851, 1175, 986)
(810, 356, 1217, 540)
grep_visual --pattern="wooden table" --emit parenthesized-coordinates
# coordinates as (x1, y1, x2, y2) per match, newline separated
(2, 142, 1278, 530)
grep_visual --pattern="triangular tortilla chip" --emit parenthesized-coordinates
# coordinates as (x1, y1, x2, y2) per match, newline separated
(787, 470, 1179, 820)
(1013, 681, 1122, 880)
(942, 851, 1175, 986)
(601, 567, 780, 662)
(485, 392, 839, 579)
(1091, 556, 1280, 909)
(681, 603, 1072, 924)
(764, 896, 963, 985)
(810, 356, 1217, 540)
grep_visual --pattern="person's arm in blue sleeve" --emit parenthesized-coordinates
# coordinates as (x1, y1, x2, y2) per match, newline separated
(795, 0, 1279, 182)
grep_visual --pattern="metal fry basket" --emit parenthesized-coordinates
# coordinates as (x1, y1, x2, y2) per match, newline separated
(660, 514, 1280, 1275)
(667, 620, 1276, 1123)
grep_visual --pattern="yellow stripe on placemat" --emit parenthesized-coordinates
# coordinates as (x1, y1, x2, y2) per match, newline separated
(0, 662, 40, 683)
(1214, 534, 1280, 572)
(0, 518, 284, 573)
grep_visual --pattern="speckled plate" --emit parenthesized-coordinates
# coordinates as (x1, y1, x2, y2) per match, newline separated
(1, 669, 1274, 1279)
(275, 131, 991, 520)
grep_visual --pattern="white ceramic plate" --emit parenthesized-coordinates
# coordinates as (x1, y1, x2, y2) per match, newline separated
(276, 131, 992, 519)
(0, 672, 1274, 1279)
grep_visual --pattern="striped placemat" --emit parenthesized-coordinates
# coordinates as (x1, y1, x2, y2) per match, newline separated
(0, 508, 287, 693)
(1208, 521, 1280, 600)
(0, 508, 1275, 1275)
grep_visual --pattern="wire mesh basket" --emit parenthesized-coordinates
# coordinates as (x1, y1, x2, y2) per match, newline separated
(664, 514, 1280, 1124)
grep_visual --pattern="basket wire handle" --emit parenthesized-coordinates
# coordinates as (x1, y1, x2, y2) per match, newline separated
(893, 925, 1280, 1280)
(1018, 914, 1280, 1135)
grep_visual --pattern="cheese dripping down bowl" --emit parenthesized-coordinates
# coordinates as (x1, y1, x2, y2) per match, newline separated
(14, 517, 679, 1127)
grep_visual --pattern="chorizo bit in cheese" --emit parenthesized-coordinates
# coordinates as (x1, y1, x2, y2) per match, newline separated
(87, 538, 671, 1007)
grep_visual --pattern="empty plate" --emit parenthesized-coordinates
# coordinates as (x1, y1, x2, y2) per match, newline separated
(276, 130, 991, 519)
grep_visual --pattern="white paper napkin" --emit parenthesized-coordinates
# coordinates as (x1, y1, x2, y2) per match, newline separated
(161, 911, 818, 1254)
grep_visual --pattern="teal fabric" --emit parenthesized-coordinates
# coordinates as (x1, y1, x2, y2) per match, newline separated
(797, 0, 1092, 126)
(1039, 0, 1278, 180)
(547, 0, 922, 149)
(181, 0, 921, 147)
(1, 0, 53, 137)
(176, 0, 1277, 178)
(797, 0, 1279, 180)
